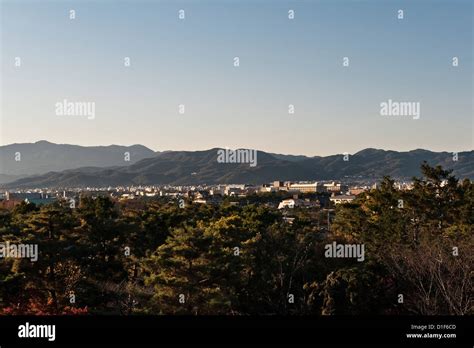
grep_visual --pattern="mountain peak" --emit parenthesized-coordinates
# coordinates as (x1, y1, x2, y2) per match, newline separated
(354, 148, 384, 155)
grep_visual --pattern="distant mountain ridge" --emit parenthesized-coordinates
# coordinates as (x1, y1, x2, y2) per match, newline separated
(0, 141, 157, 182)
(0, 142, 472, 188)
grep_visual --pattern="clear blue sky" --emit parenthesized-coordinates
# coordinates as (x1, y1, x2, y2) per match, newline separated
(1, 0, 472, 156)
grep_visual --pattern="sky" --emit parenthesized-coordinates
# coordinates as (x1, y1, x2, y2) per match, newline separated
(0, 0, 472, 156)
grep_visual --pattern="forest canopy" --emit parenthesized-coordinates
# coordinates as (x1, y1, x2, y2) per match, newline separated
(0, 164, 472, 315)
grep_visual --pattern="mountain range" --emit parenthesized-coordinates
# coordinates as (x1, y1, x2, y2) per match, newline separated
(0, 141, 156, 182)
(0, 141, 472, 188)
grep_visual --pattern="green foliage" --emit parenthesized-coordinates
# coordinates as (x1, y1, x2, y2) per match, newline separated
(0, 164, 471, 315)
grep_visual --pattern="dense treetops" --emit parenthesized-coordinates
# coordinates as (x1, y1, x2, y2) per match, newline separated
(0, 164, 472, 315)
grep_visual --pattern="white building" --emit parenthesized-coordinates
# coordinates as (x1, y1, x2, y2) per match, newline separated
(288, 182, 325, 193)
(330, 195, 356, 204)
(278, 199, 297, 209)
(278, 198, 320, 209)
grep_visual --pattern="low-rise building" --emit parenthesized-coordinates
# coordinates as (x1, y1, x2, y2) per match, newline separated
(330, 195, 356, 204)
(288, 182, 325, 193)
(324, 182, 348, 194)
(278, 199, 297, 209)
(278, 198, 320, 209)
(225, 186, 245, 196)
(260, 185, 277, 193)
